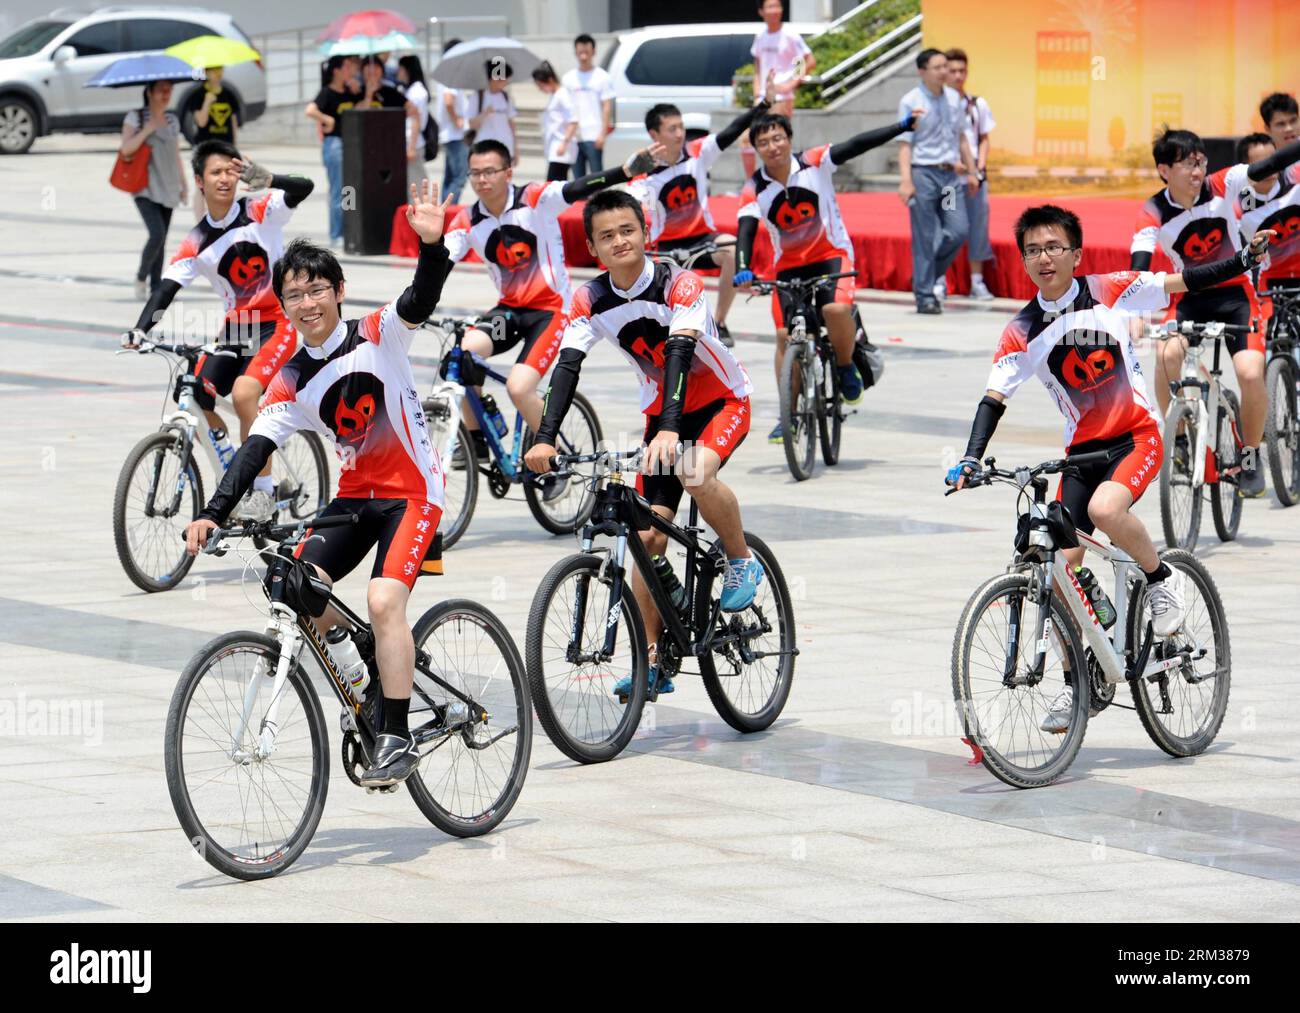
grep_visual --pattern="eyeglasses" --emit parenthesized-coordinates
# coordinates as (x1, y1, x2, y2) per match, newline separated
(1172, 154, 1208, 171)
(1021, 243, 1074, 261)
(467, 167, 507, 180)
(282, 285, 335, 308)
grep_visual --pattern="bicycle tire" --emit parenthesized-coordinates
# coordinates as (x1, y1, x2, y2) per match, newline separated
(438, 419, 479, 549)
(952, 572, 1089, 788)
(696, 533, 797, 732)
(113, 430, 204, 593)
(406, 599, 532, 836)
(779, 342, 816, 481)
(1265, 356, 1299, 507)
(524, 553, 649, 763)
(1159, 399, 1202, 551)
(524, 390, 603, 535)
(817, 345, 843, 466)
(1210, 389, 1243, 542)
(165, 630, 329, 881)
(276, 429, 330, 521)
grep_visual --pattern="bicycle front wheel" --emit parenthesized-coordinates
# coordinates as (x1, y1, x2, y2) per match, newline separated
(113, 430, 204, 593)
(779, 343, 816, 481)
(164, 631, 329, 881)
(1210, 389, 1243, 542)
(525, 553, 648, 763)
(1159, 399, 1202, 551)
(524, 390, 603, 534)
(952, 572, 1089, 788)
(406, 600, 532, 836)
(817, 348, 843, 466)
(1265, 356, 1299, 506)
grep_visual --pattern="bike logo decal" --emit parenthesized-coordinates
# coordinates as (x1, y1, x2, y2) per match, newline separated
(606, 604, 621, 629)
(1173, 219, 1226, 263)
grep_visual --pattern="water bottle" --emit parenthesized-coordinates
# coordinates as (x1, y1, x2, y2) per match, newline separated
(651, 555, 688, 616)
(326, 627, 370, 700)
(209, 427, 235, 471)
(480, 394, 508, 439)
(1072, 566, 1117, 629)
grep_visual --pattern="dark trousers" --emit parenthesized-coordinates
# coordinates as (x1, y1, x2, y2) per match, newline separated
(907, 166, 970, 306)
(134, 196, 173, 290)
(573, 140, 603, 176)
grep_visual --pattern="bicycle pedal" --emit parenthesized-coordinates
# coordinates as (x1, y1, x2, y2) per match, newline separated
(365, 784, 400, 795)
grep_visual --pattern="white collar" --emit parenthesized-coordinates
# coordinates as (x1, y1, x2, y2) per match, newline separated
(304, 319, 347, 359)
(1036, 278, 1080, 315)
(759, 154, 801, 186)
(610, 256, 654, 299)
(205, 199, 241, 229)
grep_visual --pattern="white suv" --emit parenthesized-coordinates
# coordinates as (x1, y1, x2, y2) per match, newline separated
(602, 21, 821, 168)
(0, 6, 267, 154)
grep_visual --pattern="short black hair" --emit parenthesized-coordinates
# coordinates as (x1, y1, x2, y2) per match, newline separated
(361, 55, 385, 70)
(583, 188, 646, 241)
(192, 139, 240, 178)
(750, 112, 792, 144)
(1236, 132, 1274, 164)
(531, 60, 558, 85)
(574, 33, 596, 49)
(645, 103, 681, 133)
(443, 37, 462, 52)
(1152, 126, 1204, 167)
(469, 139, 512, 168)
(273, 238, 345, 304)
(1260, 92, 1299, 128)
(916, 48, 944, 70)
(1014, 204, 1083, 254)
(757, 0, 784, 10)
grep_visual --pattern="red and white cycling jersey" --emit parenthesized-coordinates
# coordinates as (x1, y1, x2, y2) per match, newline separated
(738, 145, 853, 271)
(630, 135, 722, 244)
(444, 181, 573, 311)
(251, 302, 444, 505)
(164, 190, 295, 323)
(1131, 165, 1251, 279)
(987, 272, 1167, 447)
(560, 258, 752, 415)
(1236, 164, 1300, 285)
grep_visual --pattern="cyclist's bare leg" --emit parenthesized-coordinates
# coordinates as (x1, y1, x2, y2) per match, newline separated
(632, 512, 673, 662)
(305, 564, 346, 636)
(506, 362, 544, 433)
(232, 375, 273, 478)
(459, 325, 494, 431)
(681, 446, 748, 559)
(1086, 481, 1160, 572)
(367, 577, 414, 700)
(774, 327, 789, 385)
(712, 241, 737, 326)
(1232, 348, 1267, 448)
(1156, 334, 1188, 418)
(823, 301, 856, 366)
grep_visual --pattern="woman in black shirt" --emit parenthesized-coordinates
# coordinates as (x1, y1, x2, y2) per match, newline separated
(305, 56, 361, 247)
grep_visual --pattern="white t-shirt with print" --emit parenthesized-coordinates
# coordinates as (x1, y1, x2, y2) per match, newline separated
(560, 66, 614, 141)
(466, 89, 517, 155)
(750, 26, 812, 104)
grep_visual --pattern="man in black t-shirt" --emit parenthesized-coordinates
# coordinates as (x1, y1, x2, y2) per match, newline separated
(186, 67, 239, 144)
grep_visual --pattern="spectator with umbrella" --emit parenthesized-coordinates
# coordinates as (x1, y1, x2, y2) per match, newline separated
(433, 38, 471, 202)
(396, 55, 432, 188)
(305, 56, 362, 248)
(434, 39, 542, 165)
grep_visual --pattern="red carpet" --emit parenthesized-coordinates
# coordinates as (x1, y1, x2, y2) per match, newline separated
(390, 192, 1173, 302)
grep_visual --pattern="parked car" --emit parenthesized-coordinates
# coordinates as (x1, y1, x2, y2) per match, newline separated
(0, 6, 267, 154)
(601, 21, 821, 169)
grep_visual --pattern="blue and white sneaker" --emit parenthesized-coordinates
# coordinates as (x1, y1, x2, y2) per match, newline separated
(720, 556, 764, 612)
(767, 422, 783, 443)
(838, 363, 864, 404)
(613, 667, 674, 703)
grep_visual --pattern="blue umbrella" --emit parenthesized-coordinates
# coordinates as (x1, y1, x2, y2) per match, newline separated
(85, 54, 205, 89)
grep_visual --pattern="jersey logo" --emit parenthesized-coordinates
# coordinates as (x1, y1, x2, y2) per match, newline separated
(218, 241, 270, 293)
(1053, 331, 1119, 393)
(208, 102, 234, 130)
(769, 186, 820, 233)
(320, 373, 386, 447)
(660, 175, 699, 213)
(1260, 207, 1300, 246)
(485, 224, 537, 271)
(1173, 219, 1225, 263)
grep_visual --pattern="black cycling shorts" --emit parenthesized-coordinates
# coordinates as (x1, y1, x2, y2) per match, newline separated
(193, 318, 295, 411)
(773, 257, 854, 331)
(636, 397, 751, 515)
(472, 303, 565, 374)
(1176, 285, 1260, 356)
(294, 497, 443, 591)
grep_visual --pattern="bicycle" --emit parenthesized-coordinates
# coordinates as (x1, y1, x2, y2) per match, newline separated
(420, 316, 603, 549)
(949, 453, 1231, 788)
(652, 238, 736, 347)
(752, 272, 878, 482)
(1260, 284, 1300, 506)
(164, 513, 532, 880)
(112, 339, 330, 593)
(524, 448, 798, 763)
(1153, 319, 1252, 551)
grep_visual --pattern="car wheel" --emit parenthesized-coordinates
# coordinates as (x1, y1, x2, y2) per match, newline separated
(0, 98, 37, 155)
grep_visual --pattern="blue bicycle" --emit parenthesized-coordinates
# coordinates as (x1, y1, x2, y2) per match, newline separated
(422, 317, 603, 548)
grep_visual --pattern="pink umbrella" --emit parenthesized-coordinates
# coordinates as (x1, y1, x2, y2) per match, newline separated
(317, 10, 416, 43)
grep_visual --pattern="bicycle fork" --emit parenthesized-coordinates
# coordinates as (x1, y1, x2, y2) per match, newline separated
(1006, 562, 1055, 687)
(230, 607, 303, 764)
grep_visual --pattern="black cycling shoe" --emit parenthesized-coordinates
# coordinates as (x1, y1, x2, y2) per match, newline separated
(917, 300, 942, 315)
(533, 472, 566, 502)
(716, 322, 734, 347)
(360, 733, 420, 787)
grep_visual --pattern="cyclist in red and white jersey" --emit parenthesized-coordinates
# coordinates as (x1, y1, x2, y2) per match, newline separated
(950, 205, 1271, 731)
(122, 141, 314, 518)
(183, 180, 456, 788)
(524, 189, 758, 700)
(733, 109, 919, 440)
(1235, 133, 1300, 297)
(1130, 128, 1300, 495)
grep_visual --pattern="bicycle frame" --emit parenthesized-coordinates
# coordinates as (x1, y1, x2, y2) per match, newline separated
(1170, 335, 1229, 487)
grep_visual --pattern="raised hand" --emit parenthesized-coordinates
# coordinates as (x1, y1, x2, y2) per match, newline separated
(624, 142, 668, 176)
(405, 178, 454, 244)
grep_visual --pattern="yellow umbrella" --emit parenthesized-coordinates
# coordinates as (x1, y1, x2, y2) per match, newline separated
(165, 35, 261, 69)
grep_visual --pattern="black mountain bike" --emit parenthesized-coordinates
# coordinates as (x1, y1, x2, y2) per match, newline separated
(1261, 285, 1300, 506)
(524, 449, 797, 763)
(165, 515, 532, 880)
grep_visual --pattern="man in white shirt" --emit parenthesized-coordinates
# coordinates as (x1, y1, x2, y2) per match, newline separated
(561, 33, 615, 176)
(465, 61, 518, 162)
(741, 0, 815, 178)
(946, 47, 997, 300)
(434, 38, 470, 203)
(533, 61, 580, 182)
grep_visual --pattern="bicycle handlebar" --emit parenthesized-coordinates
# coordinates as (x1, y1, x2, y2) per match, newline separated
(751, 271, 857, 294)
(945, 449, 1119, 495)
(1148, 319, 1253, 340)
(198, 512, 359, 555)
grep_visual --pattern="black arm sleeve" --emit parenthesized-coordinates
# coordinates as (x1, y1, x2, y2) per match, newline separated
(1129, 250, 1153, 271)
(735, 216, 759, 274)
(270, 173, 315, 208)
(534, 348, 585, 446)
(715, 101, 767, 151)
(1182, 245, 1255, 293)
(829, 120, 911, 167)
(198, 435, 277, 524)
(561, 164, 631, 203)
(395, 240, 451, 325)
(133, 279, 182, 334)
(962, 395, 1007, 461)
(1247, 139, 1300, 182)
(657, 335, 696, 434)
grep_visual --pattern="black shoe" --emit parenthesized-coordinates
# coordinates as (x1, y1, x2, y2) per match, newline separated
(917, 301, 942, 315)
(716, 322, 734, 347)
(360, 732, 420, 787)
(1238, 462, 1266, 498)
(1173, 433, 1190, 473)
(532, 471, 566, 502)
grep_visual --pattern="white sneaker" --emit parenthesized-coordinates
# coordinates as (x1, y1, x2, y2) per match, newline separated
(1147, 567, 1186, 637)
(970, 277, 995, 301)
(237, 489, 276, 522)
(134, 278, 148, 300)
(933, 279, 947, 302)
(1039, 685, 1073, 734)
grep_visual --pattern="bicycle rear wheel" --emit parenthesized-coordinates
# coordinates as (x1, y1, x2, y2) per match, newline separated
(1210, 390, 1243, 542)
(524, 390, 602, 534)
(1127, 550, 1230, 757)
(779, 343, 816, 481)
(1159, 400, 1202, 551)
(113, 430, 204, 592)
(817, 346, 843, 466)
(696, 534, 796, 732)
(438, 420, 478, 549)
(165, 631, 329, 880)
(406, 600, 532, 836)
(1265, 356, 1299, 506)
(525, 553, 649, 763)
(952, 572, 1089, 788)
